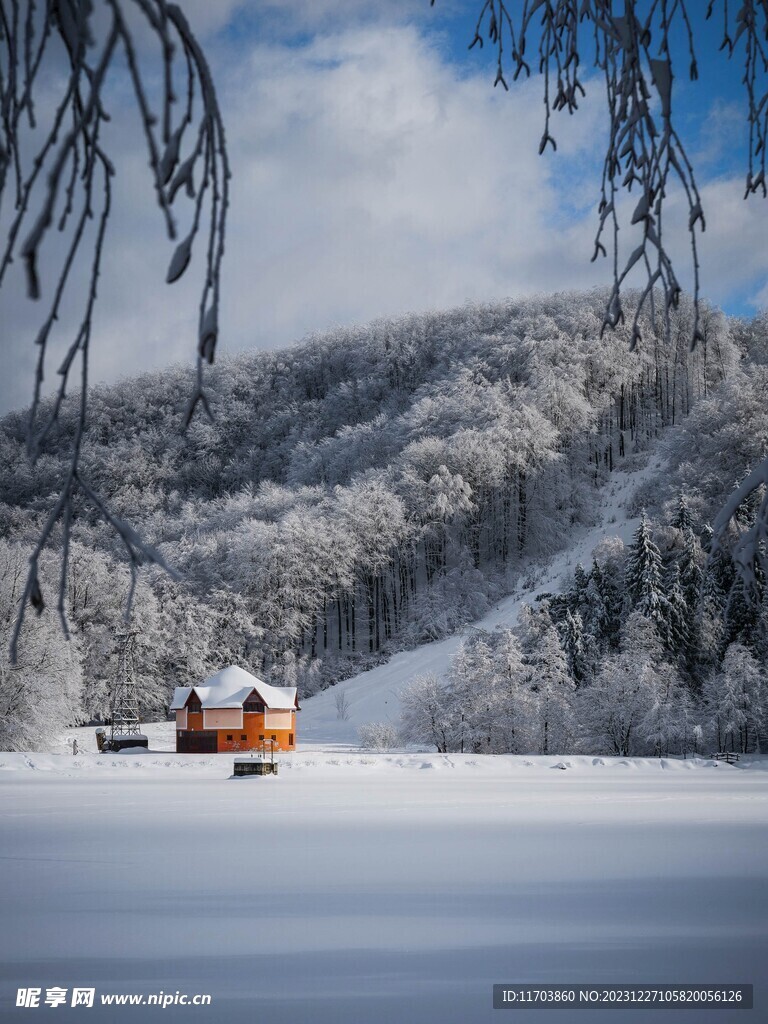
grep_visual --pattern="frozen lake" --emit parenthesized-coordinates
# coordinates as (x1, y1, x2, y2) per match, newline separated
(1, 749, 766, 1023)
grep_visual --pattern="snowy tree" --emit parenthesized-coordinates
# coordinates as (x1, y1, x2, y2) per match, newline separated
(590, 539, 627, 647)
(570, 564, 591, 616)
(581, 561, 610, 646)
(0, 542, 82, 750)
(559, 610, 591, 686)
(438, 2, 768, 590)
(580, 611, 687, 756)
(640, 661, 689, 757)
(663, 564, 690, 664)
(448, 634, 498, 753)
(724, 573, 762, 653)
(704, 643, 766, 753)
(677, 528, 704, 663)
(670, 494, 696, 533)
(527, 626, 576, 755)
(625, 513, 670, 634)
(359, 722, 400, 751)
(400, 673, 456, 753)
(580, 658, 656, 757)
(491, 628, 532, 754)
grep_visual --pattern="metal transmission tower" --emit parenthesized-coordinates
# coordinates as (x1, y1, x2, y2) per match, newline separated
(107, 630, 148, 751)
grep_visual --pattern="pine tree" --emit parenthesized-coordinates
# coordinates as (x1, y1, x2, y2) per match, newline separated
(570, 563, 591, 615)
(663, 564, 690, 662)
(670, 493, 695, 532)
(699, 566, 727, 672)
(582, 559, 610, 645)
(559, 610, 590, 686)
(625, 512, 670, 635)
(677, 529, 704, 668)
(725, 576, 760, 651)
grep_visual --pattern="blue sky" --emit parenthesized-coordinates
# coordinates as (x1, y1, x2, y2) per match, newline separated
(1, 1, 767, 415)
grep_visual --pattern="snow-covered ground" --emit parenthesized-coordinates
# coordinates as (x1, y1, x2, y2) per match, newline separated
(300, 449, 667, 744)
(0, 750, 766, 1022)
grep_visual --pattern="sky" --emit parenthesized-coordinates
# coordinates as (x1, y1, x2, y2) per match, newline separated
(1, 0, 767, 416)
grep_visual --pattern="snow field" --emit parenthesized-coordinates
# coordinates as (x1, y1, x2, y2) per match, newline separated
(0, 750, 766, 1023)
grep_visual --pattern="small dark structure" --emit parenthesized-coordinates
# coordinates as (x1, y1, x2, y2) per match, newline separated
(709, 751, 741, 764)
(233, 739, 279, 777)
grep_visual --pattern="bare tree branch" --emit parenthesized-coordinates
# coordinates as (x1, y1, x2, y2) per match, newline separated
(0, 0, 228, 662)
(433, 0, 768, 585)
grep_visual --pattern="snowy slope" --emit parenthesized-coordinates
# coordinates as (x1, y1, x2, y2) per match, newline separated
(300, 448, 668, 745)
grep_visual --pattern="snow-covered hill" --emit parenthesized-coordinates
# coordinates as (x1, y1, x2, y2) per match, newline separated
(300, 447, 667, 745)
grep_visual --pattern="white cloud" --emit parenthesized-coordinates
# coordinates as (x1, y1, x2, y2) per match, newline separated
(213, 25, 607, 349)
(2, 14, 767, 418)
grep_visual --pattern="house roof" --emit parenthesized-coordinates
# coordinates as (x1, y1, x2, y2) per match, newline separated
(170, 665, 298, 712)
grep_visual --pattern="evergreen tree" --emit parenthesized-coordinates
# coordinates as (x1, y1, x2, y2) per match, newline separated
(725, 575, 760, 652)
(677, 529, 704, 668)
(699, 565, 728, 672)
(670, 493, 695, 532)
(559, 610, 590, 686)
(570, 563, 591, 615)
(663, 564, 690, 663)
(582, 559, 611, 647)
(625, 513, 671, 635)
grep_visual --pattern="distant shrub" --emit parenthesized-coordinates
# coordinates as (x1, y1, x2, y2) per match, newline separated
(358, 722, 400, 751)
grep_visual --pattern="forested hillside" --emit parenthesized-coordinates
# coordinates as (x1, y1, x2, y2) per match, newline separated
(1, 288, 762, 749)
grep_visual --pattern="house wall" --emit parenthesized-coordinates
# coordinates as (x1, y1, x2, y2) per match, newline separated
(264, 710, 293, 731)
(203, 708, 243, 730)
(175, 708, 296, 753)
(175, 708, 187, 730)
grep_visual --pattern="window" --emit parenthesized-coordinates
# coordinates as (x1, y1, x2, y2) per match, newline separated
(259, 734, 264, 741)
(188, 700, 201, 714)
(244, 700, 265, 713)
(226, 734, 233, 741)
(241, 734, 247, 741)
(288, 733, 294, 746)
(271, 734, 277, 741)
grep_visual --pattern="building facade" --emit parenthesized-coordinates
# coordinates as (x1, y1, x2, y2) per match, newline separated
(171, 665, 299, 753)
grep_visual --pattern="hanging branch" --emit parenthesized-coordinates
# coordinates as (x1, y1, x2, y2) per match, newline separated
(0, 0, 228, 662)
(433, 0, 768, 587)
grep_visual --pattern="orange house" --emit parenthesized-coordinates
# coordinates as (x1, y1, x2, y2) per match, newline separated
(170, 665, 299, 754)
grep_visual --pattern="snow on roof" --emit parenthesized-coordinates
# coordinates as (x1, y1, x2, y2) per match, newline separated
(170, 687, 192, 711)
(170, 666, 298, 712)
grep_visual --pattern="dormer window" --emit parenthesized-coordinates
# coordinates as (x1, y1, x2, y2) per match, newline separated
(188, 698, 202, 714)
(244, 698, 265, 713)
